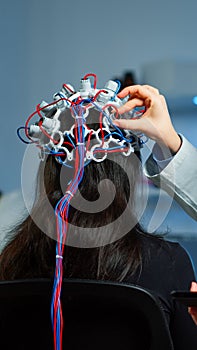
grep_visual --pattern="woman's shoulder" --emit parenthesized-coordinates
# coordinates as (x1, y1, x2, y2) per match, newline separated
(137, 232, 195, 292)
(140, 232, 191, 267)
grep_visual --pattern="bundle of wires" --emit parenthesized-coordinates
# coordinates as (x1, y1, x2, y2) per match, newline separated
(51, 104, 86, 350)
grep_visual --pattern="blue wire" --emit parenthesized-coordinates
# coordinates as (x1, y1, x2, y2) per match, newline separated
(52, 105, 86, 350)
(64, 133, 76, 149)
(92, 102, 122, 131)
(16, 127, 34, 144)
(86, 99, 142, 144)
(95, 145, 128, 151)
(55, 92, 70, 107)
(110, 81, 121, 100)
(55, 157, 73, 168)
(104, 131, 134, 143)
(114, 79, 121, 94)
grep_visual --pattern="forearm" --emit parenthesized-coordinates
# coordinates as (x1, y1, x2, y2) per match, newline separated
(144, 135, 197, 221)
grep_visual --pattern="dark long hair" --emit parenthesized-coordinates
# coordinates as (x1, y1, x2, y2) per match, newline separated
(0, 110, 148, 282)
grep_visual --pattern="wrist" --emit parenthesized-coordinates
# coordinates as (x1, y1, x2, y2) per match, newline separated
(166, 132, 182, 155)
(153, 133, 182, 160)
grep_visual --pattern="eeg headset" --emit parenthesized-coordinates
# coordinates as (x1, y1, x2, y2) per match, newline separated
(17, 73, 144, 166)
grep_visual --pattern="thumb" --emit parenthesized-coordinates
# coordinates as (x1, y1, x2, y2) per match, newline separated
(113, 118, 145, 132)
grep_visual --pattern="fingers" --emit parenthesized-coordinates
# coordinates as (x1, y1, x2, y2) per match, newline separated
(143, 85, 160, 95)
(118, 98, 144, 114)
(113, 118, 144, 132)
(117, 84, 161, 114)
(190, 281, 197, 292)
(118, 84, 160, 99)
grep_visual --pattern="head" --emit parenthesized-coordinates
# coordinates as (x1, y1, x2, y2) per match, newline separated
(0, 74, 146, 281)
(29, 100, 144, 249)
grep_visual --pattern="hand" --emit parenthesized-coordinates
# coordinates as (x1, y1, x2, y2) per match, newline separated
(188, 282, 197, 325)
(114, 85, 181, 154)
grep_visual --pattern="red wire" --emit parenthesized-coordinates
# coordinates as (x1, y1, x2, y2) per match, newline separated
(92, 89, 107, 101)
(83, 73, 97, 89)
(53, 111, 85, 350)
(38, 119, 74, 149)
(34, 103, 74, 149)
(75, 96, 82, 105)
(98, 103, 120, 149)
(99, 111, 105, 147)
(25, 98, 74, 141)
(53, 210, 68, 350)
(94, 147, 129, 154)
(86, 130, 93, 151)
(131, 109, 146, 120)
(102, 103, 119, 119)
(53, 275, 64, 350)
(62, 83, 75, 93)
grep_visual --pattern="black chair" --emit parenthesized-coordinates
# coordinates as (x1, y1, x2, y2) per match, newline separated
(0, 278, 174, 350)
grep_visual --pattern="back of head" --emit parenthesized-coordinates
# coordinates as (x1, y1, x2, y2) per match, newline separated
(21, 75, 145, 248)
(1, 73, 147, 349)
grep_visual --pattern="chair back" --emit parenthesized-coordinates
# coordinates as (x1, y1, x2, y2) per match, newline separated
(0, 278, 174, 349)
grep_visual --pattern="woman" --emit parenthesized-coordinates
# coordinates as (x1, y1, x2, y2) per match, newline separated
(0, 79, 197, 349)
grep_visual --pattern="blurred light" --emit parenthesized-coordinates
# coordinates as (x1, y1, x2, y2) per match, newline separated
(192, 96, 197, 105)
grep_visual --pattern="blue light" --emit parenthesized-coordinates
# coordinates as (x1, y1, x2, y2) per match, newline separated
(192, 96, 197, 105)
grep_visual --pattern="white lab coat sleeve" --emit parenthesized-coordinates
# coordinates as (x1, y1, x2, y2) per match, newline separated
(144, 135, 197, 221)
